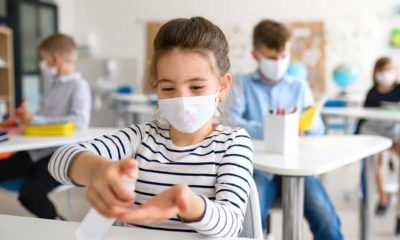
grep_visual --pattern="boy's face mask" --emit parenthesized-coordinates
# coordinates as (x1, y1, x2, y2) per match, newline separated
(258, 53, 291, 82)
(158, 93, 218, 133)
(39, 58, 57, 79)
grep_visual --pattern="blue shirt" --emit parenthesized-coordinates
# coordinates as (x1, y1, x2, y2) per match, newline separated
(225, 71, 325, 140)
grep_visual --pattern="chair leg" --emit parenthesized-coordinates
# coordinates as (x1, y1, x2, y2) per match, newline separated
(266, 214, 271, 234)
(265, 213, 274, 239)
(66, 190, 73, 219)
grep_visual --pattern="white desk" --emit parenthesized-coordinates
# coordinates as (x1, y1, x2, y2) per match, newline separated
(0, 128, 118, 153)
(321, 107, 400, 122)
(0, 214, 255, 240)
(110, 93, 157, 127)
(253, 135, 392, 240)
(110, 93, 153, 103)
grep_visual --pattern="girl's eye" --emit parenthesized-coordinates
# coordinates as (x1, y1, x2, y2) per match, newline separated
(190, 85, 205, 90)
(161, 87, 174, 92)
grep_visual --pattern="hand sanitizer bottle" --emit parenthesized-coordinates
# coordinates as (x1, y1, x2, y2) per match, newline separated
(76, 177, 136, 240)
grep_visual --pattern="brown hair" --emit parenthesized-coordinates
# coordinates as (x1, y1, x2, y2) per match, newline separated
(373, 57, 392, 88)
(145, 16, 230, 93)
(253, 19, 291, 51)
(39, 33, 77, 58)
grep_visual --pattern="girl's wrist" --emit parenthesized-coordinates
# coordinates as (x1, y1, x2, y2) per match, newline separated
(177, 186, 206, 222)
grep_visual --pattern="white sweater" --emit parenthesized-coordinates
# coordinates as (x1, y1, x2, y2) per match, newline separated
(48, 121, 253, 237)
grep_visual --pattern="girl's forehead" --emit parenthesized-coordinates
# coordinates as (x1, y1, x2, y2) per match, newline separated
(156, 49, 219, 80)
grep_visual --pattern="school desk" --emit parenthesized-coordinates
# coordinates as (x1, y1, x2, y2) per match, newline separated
(321, 106, 400, 122)
(253, 135, 392, 240)
(0, 214, 256, 240)
(109, 93, 156, 127)
(0, 128, 118, 153)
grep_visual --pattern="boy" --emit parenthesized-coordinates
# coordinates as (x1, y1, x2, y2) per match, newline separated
(225, 20, 343, 239)
(0, 33, 91, 219)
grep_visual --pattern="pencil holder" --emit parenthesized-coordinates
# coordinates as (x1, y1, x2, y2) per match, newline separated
(264, 112, 299, 155)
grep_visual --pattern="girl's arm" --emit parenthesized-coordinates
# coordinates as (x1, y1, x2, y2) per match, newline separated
(184, 129, 254, 237)
(48, 125, 143, 218)
(48, 125, 141, 185)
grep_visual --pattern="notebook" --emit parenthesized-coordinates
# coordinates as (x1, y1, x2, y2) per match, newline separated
(299, 97, 327, 131)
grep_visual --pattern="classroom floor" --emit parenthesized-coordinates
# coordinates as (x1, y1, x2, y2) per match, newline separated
(0, 162, 398, 240)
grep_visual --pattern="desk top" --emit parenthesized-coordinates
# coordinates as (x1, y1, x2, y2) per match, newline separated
(0, 214, 253, 240)
(253, 135, 392, 176)
(321, 107, 400, 121)
(0, 128, 118, 153)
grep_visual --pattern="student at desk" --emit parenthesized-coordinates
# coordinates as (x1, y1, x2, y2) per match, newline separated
(0, 34, 91, 220)
(225, 19, 343, 239)
(357, 57, 400, 234)
(49, 17, 253, 237)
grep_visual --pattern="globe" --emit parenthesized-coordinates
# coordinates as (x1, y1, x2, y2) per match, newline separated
(287, 62, 308, 81)
(333, 64, 360, 91)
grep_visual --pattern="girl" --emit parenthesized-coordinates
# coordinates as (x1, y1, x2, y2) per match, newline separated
(359, 57, 400, 233)
(48, 17, 253, 237)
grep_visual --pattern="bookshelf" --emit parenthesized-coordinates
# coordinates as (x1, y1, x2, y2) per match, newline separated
(0, 26, 14, 116)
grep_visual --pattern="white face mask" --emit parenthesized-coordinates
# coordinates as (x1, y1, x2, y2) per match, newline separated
(376, 70, 397, 86)
(39, 60, 57, 79)
(258, 53, 290, 82)
(158, 93, 217, 133)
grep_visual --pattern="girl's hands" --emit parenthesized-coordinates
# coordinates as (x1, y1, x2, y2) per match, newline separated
(118, 184, 206, 224)
(86, 159, 138, 218)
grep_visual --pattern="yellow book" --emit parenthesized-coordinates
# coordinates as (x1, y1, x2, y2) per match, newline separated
(298, 97, 326, 131)
(23, 122, 76, 136)
(299, 105, 318, 131)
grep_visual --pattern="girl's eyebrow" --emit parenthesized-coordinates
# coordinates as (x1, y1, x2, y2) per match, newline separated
(187, 78, 208, 82)
(158, 79, 174, 83)
(158, 78, 208, 83)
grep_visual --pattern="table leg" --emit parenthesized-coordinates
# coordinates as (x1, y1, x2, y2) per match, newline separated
(282, 176, 304, 240)
(345, 116, 351, 134)
(361, 155, 375, 240)
(397, 155, 400, 218)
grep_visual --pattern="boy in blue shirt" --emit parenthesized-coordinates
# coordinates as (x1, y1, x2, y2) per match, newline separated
(225, 19, 342, 239)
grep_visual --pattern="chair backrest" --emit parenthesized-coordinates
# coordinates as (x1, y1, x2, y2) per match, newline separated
(239, 177, 263, 239)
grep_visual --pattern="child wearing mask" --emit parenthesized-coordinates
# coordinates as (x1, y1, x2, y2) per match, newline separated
(48, 17, 253, 237)
(225, 19, 343, 240)
(0, 33, 91, 219)
(358, 57, 400, 234)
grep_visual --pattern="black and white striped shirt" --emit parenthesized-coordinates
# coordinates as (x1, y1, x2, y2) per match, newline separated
(48, 121, 253, 237)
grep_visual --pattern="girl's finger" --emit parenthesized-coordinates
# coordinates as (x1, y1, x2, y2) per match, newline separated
(87, 190, 114, 218)
(118, 205, 179, 224)
(108, 176, 136, 202)
(102, 185, 135, 209)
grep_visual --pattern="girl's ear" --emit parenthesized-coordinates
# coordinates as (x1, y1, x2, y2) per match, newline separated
(218, 72, 232, 102)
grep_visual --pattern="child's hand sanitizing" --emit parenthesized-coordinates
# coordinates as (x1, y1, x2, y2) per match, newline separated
(76, 176, 136, 240)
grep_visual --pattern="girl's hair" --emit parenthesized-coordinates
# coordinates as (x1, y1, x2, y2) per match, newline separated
(373, 57, 392, 88)
(145, 16, 230, 93)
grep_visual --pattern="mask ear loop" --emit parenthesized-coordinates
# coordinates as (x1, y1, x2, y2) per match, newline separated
(213, 88, 223, 124)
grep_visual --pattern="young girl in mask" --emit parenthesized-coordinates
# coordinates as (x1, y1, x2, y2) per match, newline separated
(359, 57, 400, 231)
(48, 17, 253, 237)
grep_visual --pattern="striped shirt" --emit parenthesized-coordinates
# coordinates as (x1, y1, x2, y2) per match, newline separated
(48, 121, 253, 237)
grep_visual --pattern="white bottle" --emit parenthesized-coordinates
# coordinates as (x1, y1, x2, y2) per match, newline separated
(76, 177, 136, 240)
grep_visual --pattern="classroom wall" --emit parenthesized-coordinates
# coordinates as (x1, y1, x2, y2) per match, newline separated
(54, 0, 400, 98)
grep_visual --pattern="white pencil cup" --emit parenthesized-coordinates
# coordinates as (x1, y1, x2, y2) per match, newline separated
(264, 112, 299, 156)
